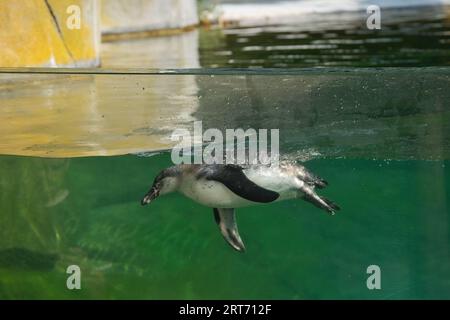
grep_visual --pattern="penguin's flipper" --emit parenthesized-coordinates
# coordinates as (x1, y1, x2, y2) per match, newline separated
(300, 185, 340, 215)
(213, 208, 246, 252)
(199, 164, 279, 203)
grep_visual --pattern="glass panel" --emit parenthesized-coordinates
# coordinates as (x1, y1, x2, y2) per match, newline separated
(1, 68, 449, 159)
(0, 68, 449, 298)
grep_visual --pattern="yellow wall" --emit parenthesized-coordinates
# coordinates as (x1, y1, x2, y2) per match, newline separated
(0, 0, 100, 67)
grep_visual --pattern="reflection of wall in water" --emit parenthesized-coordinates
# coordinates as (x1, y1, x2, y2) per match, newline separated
(101, 0, 198, 35)
(193, 70, 450, 160)
(0, 72, 200, 157)
(0, 157, 70, 255)
(102, 29, 200, 69)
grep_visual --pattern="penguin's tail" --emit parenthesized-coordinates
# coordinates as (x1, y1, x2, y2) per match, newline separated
(301, 186, 340, 215)
(295, 165, 328, 189)
(311, 176, 328, 189)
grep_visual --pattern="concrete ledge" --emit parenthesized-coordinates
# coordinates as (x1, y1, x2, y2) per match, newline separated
(101, 0, 198, 36)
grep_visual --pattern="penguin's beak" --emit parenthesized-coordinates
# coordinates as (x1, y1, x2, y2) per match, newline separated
(141, 187, 159, 206)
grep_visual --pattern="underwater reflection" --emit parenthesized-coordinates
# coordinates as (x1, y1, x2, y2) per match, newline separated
(0, 157, 70, 254)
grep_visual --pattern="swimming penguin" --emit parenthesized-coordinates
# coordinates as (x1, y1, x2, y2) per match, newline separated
(141, 163, 340, 252)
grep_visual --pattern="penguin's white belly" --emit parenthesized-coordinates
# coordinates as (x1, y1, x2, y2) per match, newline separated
(180, 178, 256, 208)
(179, 168, 302, 208)
(243, 167, 302, 200)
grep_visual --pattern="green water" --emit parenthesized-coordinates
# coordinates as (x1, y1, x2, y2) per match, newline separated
(0, 152, 449, 299)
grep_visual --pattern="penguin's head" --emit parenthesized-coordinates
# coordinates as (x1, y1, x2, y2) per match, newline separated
(141, 166, 181, 205)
